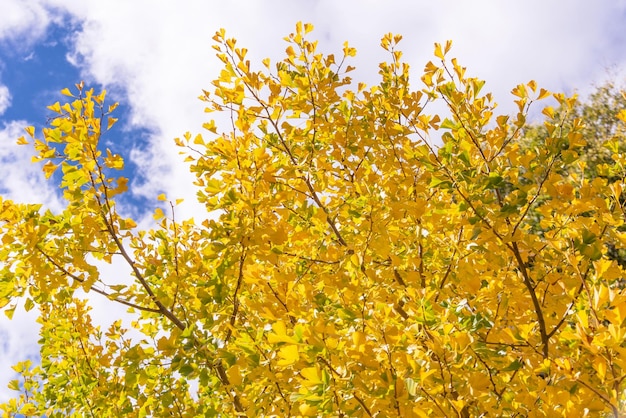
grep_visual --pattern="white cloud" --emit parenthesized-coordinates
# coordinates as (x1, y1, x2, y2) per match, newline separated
(0, 0, 59, 47)
(0, 85, 10, 115)
(0, 120, 142, 403)
(315, 1, 626, 105)
(0, 121, 63, 208)
(0, 307, 40, 403)
(47, 1, 626, 216)
(0, 120, 65, 403)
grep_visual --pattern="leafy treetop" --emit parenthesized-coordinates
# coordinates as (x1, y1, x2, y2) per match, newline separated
(1, 22, 626, 417)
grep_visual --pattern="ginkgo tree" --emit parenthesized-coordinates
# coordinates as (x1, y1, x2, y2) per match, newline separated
(2, 22, 626, 417)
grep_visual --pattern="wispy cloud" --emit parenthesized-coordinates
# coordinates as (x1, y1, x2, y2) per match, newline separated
(0, 120, 61, 402)
(0, 307, 40, 399)
(54, 1, 626, 211)
(0, 0, 59, 49)
(0, 85, 10, 115)
(0, 121, 63, 208)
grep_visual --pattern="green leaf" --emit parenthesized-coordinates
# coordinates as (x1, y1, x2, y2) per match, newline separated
(429, 175, 451, 188)
(440, 118, 458, 130)
(23, 297, 34, 312)
(179, 363, 195, 377)
(3, 305, 15, 319)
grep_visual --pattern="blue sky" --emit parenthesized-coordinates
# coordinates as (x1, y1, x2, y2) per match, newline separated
(0, 16, 154, 215)
(1, 0, 626, 404)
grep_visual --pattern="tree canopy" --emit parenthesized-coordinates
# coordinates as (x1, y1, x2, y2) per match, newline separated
(1, 22, 626, 417)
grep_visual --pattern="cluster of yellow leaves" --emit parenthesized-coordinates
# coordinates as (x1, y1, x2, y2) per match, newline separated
(1, 22, 626, 417)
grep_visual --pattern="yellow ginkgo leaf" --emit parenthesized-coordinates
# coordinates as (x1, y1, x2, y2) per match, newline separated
(300, 367, 321, 384)
(267, 321, 298, 344)
(42, 161, 58, 179)
(107, 117, 118, 130)
(277, 344, 299, 367)
(25, 126, 35, 138)
(153, 207, 165, 220)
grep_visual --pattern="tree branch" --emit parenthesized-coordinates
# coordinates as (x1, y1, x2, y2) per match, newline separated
(508, 241, 549, 358)
(225, 246, 247, 343)
(36, 246, 161, 314)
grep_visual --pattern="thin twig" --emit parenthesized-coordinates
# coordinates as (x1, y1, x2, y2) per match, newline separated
(36, 246, 161, 313)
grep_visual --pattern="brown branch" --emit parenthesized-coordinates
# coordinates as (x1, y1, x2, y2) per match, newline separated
(408, 123, 549, 358)
(100, 216, 186, 330)
(511, 155, 558, 236)
(267, 282, 295, 324)
(213, 359, 246, 414)
(576, 378, 618, 417)
(420, 387, 450, 417)
(36, 246, 160, 314)
(403, 70, 558, 361)
(281, 251, 340, 265)
(477, 339, 530, 349)
(353, 394, 373, 417)
(84, 139, 187, 330)
(393, 269, 407, 287)
(394, 300, 409, 320)
(436, 82, 489, 165)
(306, 180, 348, 246)
(225, 246, 247, 344)
(469, 346, 501, 399)
(316, 355, 344, 378)
(508, 241, 549, 358)
(242, 327, 292, 414)
(272, 179, 313, 198)
(352, 145, 372, 180)
(94, 103, 246, 414)
(435, 247, 458, 303)
(170, 201, 181, 311)
(235, 56, 348, 247)
(73, 321, 98, 378)
(381, 329, 401, 416)
(547, 283, 583, 339)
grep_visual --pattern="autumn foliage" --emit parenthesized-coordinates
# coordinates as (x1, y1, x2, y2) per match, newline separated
(2, 22, 626, 417)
